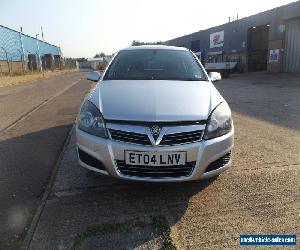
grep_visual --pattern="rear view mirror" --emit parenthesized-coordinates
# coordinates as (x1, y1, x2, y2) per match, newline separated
(86, 71, 101, 82)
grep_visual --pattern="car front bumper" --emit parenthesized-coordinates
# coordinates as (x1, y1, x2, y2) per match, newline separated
(75, 125, 234, 182)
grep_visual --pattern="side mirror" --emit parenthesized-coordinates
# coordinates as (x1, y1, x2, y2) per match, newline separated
(87, 71, 101, 82)
(208, 72, 221, 82)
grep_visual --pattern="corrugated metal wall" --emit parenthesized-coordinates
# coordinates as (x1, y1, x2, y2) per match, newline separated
(284, 18, 300, 72)
(0, 25, 61, 62)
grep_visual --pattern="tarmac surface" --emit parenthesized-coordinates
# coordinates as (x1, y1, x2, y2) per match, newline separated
(0, 71, 92, 249)
(26, 72, 300, 249)
(1, 71, 299, 249)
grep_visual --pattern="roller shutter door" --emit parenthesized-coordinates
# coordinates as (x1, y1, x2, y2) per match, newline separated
(284, 18, 300, 72)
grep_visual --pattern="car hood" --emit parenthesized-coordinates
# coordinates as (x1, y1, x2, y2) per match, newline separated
(88, 80, 222, 122)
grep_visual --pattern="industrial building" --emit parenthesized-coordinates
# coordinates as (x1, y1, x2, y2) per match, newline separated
(166, 1, 300, 73)
(0, 25, 62, 72)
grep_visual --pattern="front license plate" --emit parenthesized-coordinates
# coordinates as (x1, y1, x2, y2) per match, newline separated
(125, 151, 186, 166)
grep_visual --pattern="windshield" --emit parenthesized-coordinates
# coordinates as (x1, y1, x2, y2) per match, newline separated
(104, 49, 207, 81)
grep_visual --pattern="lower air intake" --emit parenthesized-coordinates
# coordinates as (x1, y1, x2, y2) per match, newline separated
(115, 160, 196, 178)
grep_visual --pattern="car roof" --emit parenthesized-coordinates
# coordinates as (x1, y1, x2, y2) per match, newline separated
(121, 45, 188, 51)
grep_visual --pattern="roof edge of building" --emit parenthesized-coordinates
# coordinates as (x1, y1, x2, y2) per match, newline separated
(0, 24, 60, 49)
(165, 0, 300, 43)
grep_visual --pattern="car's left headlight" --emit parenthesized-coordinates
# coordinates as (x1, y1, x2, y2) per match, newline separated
(203, 101, 232, 140)
(77, 100, 107, 138)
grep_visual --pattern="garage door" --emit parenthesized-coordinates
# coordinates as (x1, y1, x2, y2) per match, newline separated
(284, 18, 300, 72)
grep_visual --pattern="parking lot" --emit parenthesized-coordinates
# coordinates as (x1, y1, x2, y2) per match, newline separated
(20, 72, 299, 249)
(0, 71, 299, 249)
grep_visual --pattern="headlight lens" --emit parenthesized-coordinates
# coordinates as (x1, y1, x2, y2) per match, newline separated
(77, 100, 107, 138)
(203, 101, 232, 140)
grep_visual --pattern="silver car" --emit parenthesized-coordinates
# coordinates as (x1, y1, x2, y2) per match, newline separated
(76, 45, 234, 182)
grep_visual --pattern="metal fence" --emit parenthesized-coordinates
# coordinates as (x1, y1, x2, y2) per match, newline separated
(0, 25, 62, 73)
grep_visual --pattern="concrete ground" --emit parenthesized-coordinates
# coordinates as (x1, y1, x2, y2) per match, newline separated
(0, 71, 92, 249)
(25, 72, 300, 250)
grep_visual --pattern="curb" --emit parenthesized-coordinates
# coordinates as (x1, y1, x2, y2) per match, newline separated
(21, 124, 75, 250)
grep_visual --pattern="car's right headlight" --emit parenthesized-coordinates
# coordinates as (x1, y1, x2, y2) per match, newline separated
(77, 100, 107, 138)
(203, 101, 232, 140)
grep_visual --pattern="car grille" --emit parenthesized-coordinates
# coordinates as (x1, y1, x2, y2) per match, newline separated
(109, 129, 152, 146)
(109, 129, 202, 146)
(205, 152, 231, 172)
(115, 160, 196, 178)
(160, 130, 202, 146)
